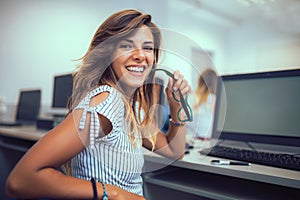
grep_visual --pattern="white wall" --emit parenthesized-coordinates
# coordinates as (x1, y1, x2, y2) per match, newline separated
(0, 0, 299, 108)
(0, 0, 169, 105)
(225, 20, 300, 74)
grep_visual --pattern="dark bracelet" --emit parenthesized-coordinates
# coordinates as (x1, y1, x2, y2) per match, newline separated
(91, 178, 98, 200)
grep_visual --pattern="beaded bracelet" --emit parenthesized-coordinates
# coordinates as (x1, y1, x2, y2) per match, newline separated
(170, 118, 185, 126)
(101, 182, 108, 200)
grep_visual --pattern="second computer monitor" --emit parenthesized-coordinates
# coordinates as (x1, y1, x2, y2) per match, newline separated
(51, 73, 73, 116)
(16, 89, 41, 124)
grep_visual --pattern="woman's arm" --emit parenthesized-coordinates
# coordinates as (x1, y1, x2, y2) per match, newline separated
(6, 107, 145, 200)
(143, 70, 190, 160)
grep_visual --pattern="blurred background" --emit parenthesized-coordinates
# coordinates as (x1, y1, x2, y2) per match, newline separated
(0, 0, 299, 107)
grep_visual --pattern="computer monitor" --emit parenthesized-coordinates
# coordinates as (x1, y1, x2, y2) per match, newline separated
(16, 89, 41, 124)
(50, 73, 73, 116)
(213, 68, 300, 147)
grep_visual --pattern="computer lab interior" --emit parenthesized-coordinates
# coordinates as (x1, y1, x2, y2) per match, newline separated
(0, 0, 299, 199)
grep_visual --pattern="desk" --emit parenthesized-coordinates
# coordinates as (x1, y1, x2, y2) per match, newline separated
(142, 140, 300, 200)
(1, 126, 299, 200)
(0, 126, 47, 200)
(0, 125, 47, 141)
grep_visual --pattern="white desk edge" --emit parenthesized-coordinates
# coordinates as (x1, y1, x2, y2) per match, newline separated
(1, 125, 299, 190)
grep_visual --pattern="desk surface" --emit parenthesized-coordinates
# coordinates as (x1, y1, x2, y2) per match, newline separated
(143, 139, 300, 190)
(1, 125, 300, 190)
(0, 125, 47, 141)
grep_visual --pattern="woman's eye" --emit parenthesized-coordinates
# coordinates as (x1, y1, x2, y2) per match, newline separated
(143, 46, 154, 51)
(119, 44, 132, 49)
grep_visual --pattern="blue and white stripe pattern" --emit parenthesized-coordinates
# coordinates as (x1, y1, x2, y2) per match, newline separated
(71, 85, 144, 195)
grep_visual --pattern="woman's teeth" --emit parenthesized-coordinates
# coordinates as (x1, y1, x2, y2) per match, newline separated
(126, 66, 144, 73)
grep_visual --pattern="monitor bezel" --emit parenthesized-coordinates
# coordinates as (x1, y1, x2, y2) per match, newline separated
(16, 89, 41, 124)
(212, 68, 300, 147)
(51, 73, 73, 109)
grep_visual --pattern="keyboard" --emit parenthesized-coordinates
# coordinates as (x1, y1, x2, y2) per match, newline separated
(199, 145, 300, 171)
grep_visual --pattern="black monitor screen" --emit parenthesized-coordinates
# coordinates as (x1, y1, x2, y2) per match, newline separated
(213, 69, 300, 147)
(16, 89, 41, 122)
(52, 74, 73, 108)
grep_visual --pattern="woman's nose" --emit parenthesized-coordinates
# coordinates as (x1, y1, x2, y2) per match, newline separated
(132, 48, 145, 61)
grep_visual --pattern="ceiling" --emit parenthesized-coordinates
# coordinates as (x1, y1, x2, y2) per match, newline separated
(173, 0, 300, 36)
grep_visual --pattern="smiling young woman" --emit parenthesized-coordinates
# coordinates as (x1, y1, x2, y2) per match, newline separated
(6, 9, 191, 200)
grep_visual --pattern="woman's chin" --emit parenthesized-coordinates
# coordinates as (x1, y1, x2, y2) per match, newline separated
(117, 79, 145, 91)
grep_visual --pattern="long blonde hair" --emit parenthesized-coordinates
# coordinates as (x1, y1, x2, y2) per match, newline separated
(194, 68, 217, 109)
(68, 9, 162, 148)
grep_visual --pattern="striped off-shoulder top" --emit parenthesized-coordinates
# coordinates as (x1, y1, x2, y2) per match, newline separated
(71, 85, 144, 195)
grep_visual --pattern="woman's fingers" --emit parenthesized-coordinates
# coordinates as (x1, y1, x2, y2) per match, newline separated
(172, 70, 183, 91)
(173, 70, 190, 94)
(166, 70, 191, 101)
(179, 79, 191, 95)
